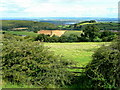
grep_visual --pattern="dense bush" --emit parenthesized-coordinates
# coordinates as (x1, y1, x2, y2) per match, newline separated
(85, 40, 120, 88)
(100, 30, 117, 42)
(2, 34, 73, 88)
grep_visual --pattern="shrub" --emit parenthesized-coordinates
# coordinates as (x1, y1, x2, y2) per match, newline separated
(2, 34, 73, 88)
(85, 40, 120, 88)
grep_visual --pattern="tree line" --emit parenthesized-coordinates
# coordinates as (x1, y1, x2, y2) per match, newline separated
(34, 25, 118, 42)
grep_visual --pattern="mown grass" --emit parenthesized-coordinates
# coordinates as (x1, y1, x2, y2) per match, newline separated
(6, 31, 38, 37)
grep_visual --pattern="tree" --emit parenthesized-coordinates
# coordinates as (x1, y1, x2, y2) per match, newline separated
(67, 34, 78, 42)
(100, 30, 117, 42)
(59, 35, 68, 42)
(34, 34, 50, 42)
(50, 35, 59, 42)
(81, 25, 100, 41)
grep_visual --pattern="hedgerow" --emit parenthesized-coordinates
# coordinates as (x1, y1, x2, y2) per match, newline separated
(2, 34, 73, 88)
(85, 39, 120, 88)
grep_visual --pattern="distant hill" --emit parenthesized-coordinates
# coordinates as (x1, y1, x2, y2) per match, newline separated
(59, 20, 119, 31)
(1, 20, 57, 31)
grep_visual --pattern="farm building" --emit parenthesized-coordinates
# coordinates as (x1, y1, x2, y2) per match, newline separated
(37, 30, 66, 37)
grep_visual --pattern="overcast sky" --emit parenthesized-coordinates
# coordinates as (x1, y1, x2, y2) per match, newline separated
(0, 0, 119, 18)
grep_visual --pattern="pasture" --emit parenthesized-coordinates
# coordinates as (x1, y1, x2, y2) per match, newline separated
(45, 42, 110, 67)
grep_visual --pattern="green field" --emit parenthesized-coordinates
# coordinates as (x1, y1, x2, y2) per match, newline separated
(6, 31, 38, 37)
(45, 42, 110, 67)
(63, 30, 82, 36)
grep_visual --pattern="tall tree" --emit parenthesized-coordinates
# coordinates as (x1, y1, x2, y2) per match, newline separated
(82, 24, 100, 41)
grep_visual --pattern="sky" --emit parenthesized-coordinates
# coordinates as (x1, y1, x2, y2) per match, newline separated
(0, 0, 119, 18)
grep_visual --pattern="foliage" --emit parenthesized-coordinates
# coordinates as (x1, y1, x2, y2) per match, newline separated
(79, 25, 101, 42)
(78, 25, 117, 42)
(34, 34, 79, 43)
(34, 31, 117, 42)
(85, 39, 120, 88)
(80, 24, 100, 42)
(67, 34, 79, 42)
(50, 35, 59, 42)
(93, 37, 102, 42)
(2, 34, 73, 88)
(34, 34, 50, 42)
(6, 30, 118, 42)
(58, 35, 69, 42)
(94, 22, 119, 30)
(100, 30, 117, 42)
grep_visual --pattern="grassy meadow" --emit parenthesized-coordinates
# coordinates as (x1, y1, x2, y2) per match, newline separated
(45, 42, 110, 67)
